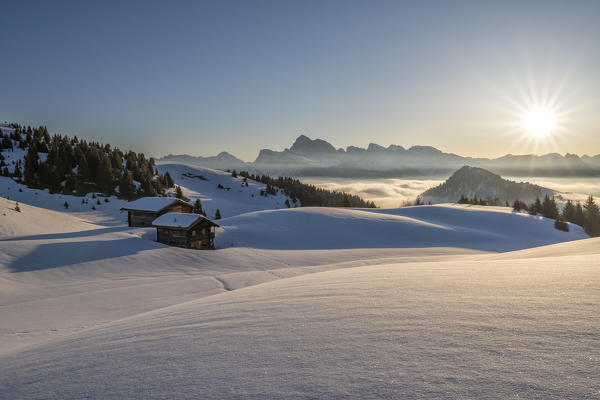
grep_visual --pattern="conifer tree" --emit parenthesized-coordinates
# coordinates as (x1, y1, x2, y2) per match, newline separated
(193, 199, 204, 215)
(574, 202, 585, 227)
(542, 195, 559, 219)
(512, 199, 522, 211)
(562, 200, 576, 223)
(77, 155, 91, 183)
(141, 176, 157, 196)
(23, 145, 39, 185)
(164, 172, 174, 188)
(342, 194, 351, 207)
(111, 151, 123, 170)
(118, 171, 135, 199)
(215, 209, 221, 220)
(97, 156, 114, 194)
(583, 195, 600, 236)
(86, 147, 100, 181)
(532, 198, 542, 215)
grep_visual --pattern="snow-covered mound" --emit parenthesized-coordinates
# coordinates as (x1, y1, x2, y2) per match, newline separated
(1, 238, 598, 399)
(421, 165, 552, 204)
(157, 163, 293, 219)
(0, 197, 100, 238)
(216, 204, 587, 251)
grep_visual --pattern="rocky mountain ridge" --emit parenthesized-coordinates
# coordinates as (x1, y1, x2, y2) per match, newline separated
(160, 135, 600, 177)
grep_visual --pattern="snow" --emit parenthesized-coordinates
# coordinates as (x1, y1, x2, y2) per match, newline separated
(1, 141, 298, 223)
(0, 186, 597, 399)
(0, 176, 129, 225)
(121, 196, 188, 212)
(157, 163, 294, 219)
(0, 236, 598, 399)
(0, 162, 294, 225)
(0, 196, 101, 238)
(216, 204, 586, 251)
(153, 212, 216, 228)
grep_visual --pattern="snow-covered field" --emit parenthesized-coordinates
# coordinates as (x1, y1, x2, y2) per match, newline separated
(0, 172, 597, 399)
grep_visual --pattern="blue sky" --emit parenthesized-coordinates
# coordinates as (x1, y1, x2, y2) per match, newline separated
(2, 1, 600, 160)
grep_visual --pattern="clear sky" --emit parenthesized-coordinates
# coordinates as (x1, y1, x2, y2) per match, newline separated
(2, 0, 600, 160)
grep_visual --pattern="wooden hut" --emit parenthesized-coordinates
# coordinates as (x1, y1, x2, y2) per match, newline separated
(152, 212, 219, 249)
(121, 197, 193, 227)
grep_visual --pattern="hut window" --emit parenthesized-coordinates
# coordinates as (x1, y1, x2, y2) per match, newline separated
(192, 230, 196, 236)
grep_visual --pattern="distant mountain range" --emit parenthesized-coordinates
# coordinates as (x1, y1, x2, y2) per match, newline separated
(161, 152, 247, 171)
(421, 166, 553, 205)
(160, 135, 600, 178)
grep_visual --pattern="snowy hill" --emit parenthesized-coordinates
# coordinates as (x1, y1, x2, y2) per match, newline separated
(156, 163, 294, 219)
(421, 166, 552, 204)
(216, 204, 586, 251)
(0, 196, 100, 238)
(0, 160, 295, 226)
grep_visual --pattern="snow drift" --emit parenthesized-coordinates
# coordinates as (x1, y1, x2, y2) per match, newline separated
(216, 204, 587, 251)
(1, 238, 598, 399)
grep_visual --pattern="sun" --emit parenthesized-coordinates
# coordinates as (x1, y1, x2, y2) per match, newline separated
(521, 108, 557, 138)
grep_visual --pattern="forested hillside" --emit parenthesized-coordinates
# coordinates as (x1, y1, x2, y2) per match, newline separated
(0, 123, 174, 198)
(237, 170, 377, 208)
(421, 166, 550, 205)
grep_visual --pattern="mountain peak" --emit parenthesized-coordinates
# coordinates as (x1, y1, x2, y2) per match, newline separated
(408, 145, 442, 154)
(290, 135, 337, 155)
(215, 151, 243, 162)
(422, 165, 550, 204)
(367, 143, 386, 152)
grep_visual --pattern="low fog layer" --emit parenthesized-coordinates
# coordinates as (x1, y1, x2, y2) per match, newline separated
(301, 178, 444, 208)
(305, 177, 600, 208)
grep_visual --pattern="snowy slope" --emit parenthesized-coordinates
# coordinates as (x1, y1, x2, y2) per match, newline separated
(216, 204, 587, 251)
(0, 201, 486, 355)
(0, 176, 129, 225)
(1, 238, 598, 399)
(157, 163, 294, 219)
(0, 196, 595, 399)
(0, 197, 100, 238)
(0, 156, 295, 227)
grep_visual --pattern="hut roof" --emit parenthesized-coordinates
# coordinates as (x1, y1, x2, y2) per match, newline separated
(152, 212, 220, 229)
(120, 197, 190, 213)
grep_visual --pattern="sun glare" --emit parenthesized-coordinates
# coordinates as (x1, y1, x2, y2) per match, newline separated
(521, 108, 557, 138)
(490, 69, 577, 154)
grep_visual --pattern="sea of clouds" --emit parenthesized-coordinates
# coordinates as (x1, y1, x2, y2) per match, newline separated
(304, 176, 600, 208)
(301, 178, 444, 208)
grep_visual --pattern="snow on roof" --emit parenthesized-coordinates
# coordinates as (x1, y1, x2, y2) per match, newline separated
(120, 197, 186, 212)
(152, 212, 219, 229)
